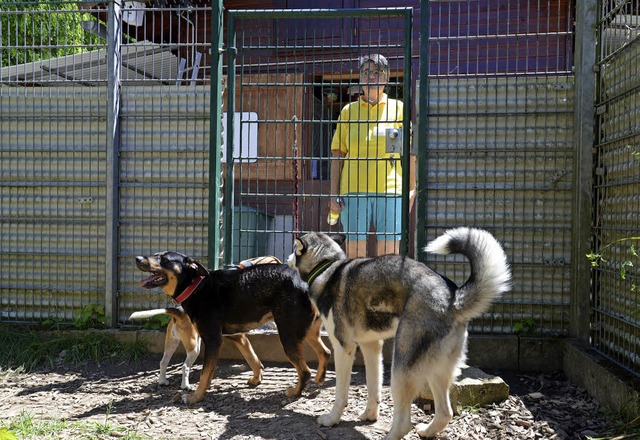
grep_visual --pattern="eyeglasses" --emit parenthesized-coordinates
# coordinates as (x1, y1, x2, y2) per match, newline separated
(360, 69, 386, 77)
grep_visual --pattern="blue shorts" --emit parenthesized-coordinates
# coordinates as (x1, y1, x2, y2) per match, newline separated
(341, 193, 401, 241)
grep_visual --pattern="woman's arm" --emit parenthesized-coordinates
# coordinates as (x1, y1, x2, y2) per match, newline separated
(329, 150, 346, 213)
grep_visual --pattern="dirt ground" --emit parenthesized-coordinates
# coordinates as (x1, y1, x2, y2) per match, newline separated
(1, 354, 615, 439)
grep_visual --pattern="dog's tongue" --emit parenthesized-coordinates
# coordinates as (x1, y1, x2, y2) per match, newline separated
(140, 274, 163, 289)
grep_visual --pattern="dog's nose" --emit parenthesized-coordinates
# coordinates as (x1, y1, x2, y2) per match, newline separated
(136, 256, 145, 264)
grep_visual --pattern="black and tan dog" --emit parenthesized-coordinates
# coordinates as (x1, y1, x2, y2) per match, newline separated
(129, 256, 282, 390)
(135, 251, 331, 404)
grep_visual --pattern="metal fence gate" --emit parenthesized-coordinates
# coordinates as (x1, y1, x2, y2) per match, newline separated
(222, 7, 415, 264)
(225, 1, 579, 340)
(592, 0, 640, 376)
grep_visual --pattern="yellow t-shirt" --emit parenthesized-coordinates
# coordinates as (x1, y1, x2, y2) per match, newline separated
(331, 94, 404, 194)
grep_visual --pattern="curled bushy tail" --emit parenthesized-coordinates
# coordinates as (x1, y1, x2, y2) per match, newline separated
(425, 227, 511, 323)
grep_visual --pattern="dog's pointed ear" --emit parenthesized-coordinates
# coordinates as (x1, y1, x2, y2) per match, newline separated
(329, 233, 346, 246)
(195, 261, 209, 276)
(187, 258, 209, 276)
(294, 237, 306, 256)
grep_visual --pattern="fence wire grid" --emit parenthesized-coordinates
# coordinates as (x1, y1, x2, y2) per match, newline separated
(0, 1, 639, 379)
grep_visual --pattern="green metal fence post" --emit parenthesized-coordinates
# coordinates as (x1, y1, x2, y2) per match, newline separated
(571, 0, 597, 342)
(400, 8, 413, 257)
(416, 0, 430, 262)
(223, 13, 238, 267)
(208, 0, 224, 269)
(106, 0, 122, 327)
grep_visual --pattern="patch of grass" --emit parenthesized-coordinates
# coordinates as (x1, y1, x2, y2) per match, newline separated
(0, 325, 147, 372)
(585, 398, 640, 439)
(2, 410, 150, 440)
(604, 398, 640, 438)
(0, 427, 18, 440)
(459, 403, 481, 414)
(5, 412, 69, 438)
(74, 303, 108, 330)
(87, 401, 148, 439)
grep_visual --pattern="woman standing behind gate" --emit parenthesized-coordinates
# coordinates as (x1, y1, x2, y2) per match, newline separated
(328, 54, 416, 257)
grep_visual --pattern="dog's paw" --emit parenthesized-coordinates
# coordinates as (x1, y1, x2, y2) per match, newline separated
(358, 407, 378, 422)
(247, 375, 262, 387)
(385, 425, 414, 440)
(286, 385, 302, 398)
(317, 413, 340, 427)
(181, 393, 202, 405)
(313, 373, 326, 386)
(180, 384, 193, 391)
(415, 422, 437, 438)
(158, 378, 170, 386)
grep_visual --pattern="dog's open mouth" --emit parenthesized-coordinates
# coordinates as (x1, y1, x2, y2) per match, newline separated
(140, 273, 167, 289)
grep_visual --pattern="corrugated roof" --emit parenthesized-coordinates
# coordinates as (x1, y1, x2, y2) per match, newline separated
(0, 43, 180, 86)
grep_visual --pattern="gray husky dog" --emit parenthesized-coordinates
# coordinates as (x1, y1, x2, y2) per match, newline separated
(288, 227, 511, 439)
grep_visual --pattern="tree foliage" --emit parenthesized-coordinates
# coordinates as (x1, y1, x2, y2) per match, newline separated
(1, 0, 104, 68)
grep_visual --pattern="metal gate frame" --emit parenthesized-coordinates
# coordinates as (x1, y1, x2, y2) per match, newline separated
(208, 0, 224, 269)
(220, 7, 414, 266)
(217, 1, 584, 342)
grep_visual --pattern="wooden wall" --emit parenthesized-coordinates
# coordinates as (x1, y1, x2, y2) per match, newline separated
(223, 73, 304, 181)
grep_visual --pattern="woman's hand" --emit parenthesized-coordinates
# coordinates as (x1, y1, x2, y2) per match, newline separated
(329, 197, 344, 213)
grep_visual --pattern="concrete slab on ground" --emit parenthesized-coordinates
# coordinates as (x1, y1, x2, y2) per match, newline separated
(417, 366, 510, 414)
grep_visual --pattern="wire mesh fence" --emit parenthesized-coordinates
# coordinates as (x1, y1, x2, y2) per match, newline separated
(1, 2, 110, 323)
(593, 0, 640, 376)
(1, 1, 568, 336)
(1, 1, 214, 324)
(0, 0, 638, 378)
(420, 0, 575, 336)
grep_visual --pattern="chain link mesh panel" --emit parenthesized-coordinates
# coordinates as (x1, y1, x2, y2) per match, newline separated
(593, 0, 640, 377)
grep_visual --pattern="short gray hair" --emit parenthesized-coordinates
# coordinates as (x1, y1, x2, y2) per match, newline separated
(359, 54, 390, 76)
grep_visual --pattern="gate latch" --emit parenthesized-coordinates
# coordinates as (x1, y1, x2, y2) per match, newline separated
(385, 128, 403, 154)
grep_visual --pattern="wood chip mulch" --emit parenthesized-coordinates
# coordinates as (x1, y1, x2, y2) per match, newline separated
(0, 357, 628, 439)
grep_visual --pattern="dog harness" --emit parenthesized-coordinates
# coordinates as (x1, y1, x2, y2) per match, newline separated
(305, 260, 335, 287)
(174, 275, 205, 303)
(236, 255, 282, 269)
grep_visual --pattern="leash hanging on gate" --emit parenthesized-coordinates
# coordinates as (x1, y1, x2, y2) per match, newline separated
(291, 115, 300, 232)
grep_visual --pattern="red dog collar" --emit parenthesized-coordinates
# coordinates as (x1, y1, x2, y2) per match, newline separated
(174, 276, 205, 303)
